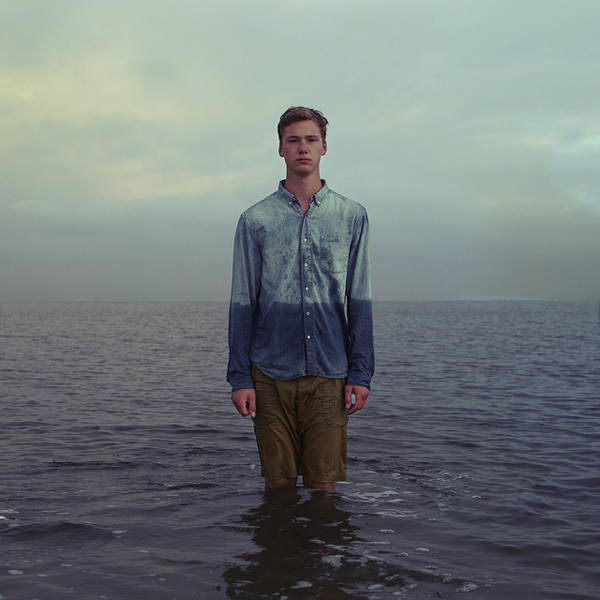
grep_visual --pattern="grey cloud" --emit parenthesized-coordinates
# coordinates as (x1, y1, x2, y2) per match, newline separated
(2, 0, 600, 301)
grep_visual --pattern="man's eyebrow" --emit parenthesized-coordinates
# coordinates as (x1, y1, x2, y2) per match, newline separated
(285, 134, 320, 140)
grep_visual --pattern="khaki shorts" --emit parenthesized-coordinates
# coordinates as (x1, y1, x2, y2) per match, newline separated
(251, 364, 348, 483)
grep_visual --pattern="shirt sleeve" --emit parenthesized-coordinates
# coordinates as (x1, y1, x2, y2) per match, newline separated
(227, 215, 261, 390)
(345, 210, 375, 389)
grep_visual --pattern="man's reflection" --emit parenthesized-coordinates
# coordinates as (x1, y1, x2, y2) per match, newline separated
(223, 488, 376, 599)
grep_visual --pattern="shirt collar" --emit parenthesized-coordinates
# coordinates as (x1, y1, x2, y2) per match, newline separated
(277, 180, 329, 206)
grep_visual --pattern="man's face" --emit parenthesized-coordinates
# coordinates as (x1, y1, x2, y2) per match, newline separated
(279, 120, 327, 177)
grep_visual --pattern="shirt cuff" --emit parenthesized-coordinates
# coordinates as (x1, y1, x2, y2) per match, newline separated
(345, 372, 371, 389)
(228, 374, 254, 391)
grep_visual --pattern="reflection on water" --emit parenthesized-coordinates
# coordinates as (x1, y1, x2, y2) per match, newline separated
(221, 487, 472, 599)
(224, 488, 376, 599)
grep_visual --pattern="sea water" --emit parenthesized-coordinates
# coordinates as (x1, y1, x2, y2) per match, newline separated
(1, 301, 599, 599)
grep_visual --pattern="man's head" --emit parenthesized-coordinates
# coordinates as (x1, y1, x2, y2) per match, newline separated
(277, 107, 328, 144)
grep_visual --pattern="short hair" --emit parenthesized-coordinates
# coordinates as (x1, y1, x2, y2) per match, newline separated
(277, 106, 328, 143)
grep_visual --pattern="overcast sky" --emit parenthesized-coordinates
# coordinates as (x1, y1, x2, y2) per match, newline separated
(1, 0, 599, 302)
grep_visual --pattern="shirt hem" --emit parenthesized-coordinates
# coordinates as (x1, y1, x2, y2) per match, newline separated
(254, 363, 349, 382)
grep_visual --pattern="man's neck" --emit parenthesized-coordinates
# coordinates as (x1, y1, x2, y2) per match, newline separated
(283, 172, 323, 212)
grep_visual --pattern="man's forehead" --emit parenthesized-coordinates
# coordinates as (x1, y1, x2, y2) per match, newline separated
(283, 120, 322, 138)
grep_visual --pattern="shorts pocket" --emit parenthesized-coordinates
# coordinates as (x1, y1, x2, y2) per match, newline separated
(320, 379, 349, 428)
(251, 365, 279, 426)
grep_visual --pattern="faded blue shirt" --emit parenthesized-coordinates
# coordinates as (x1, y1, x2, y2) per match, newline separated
(227, 181, 374, 390)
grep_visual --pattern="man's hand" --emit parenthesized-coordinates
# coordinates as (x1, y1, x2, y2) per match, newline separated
(232, 388, 256, 417)
(345, 384, 369, 415)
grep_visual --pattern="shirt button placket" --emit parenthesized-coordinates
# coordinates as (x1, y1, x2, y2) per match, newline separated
(301, 214, 315, 373)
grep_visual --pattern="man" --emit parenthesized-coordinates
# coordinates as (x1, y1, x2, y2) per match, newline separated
(227, 107, 374, 491)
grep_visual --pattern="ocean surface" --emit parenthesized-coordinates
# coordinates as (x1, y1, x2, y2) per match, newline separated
(1, 300, 599, 600)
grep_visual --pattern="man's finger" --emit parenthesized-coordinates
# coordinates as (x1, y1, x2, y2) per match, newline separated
(247, 391, 256, 418)
(344, 386, 354, 410)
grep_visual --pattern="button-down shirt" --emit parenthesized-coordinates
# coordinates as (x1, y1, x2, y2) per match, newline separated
(227, 181, 374, 390)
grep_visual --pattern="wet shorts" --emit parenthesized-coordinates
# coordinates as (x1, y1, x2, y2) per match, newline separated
(251, 364, 348, 483)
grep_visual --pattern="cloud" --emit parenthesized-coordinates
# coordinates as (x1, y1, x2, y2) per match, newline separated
(1, 0, 600, 301)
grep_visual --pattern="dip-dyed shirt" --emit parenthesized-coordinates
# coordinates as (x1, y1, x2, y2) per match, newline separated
(227, 181, 374, 391)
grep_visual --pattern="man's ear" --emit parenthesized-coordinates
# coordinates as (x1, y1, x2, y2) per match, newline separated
(321, 141, 327, 156)
(278, 144, 283, 157)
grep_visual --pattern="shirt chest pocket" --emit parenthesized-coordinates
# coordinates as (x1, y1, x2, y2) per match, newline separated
(319, 235, 351, 274)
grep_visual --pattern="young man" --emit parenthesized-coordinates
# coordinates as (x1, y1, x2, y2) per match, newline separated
(227, 107, 374, 491)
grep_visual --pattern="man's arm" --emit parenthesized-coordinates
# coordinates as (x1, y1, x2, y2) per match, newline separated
(345, 210, 374, 397)
(227, 215, 261, 401)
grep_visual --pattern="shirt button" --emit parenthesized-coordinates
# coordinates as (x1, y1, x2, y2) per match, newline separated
(306, 311, 310, 316)
(305, 286, 309, 291)
(304, 262, 308, 267)
(307, 335, 311, 339)
(304, 238, 308, 242)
